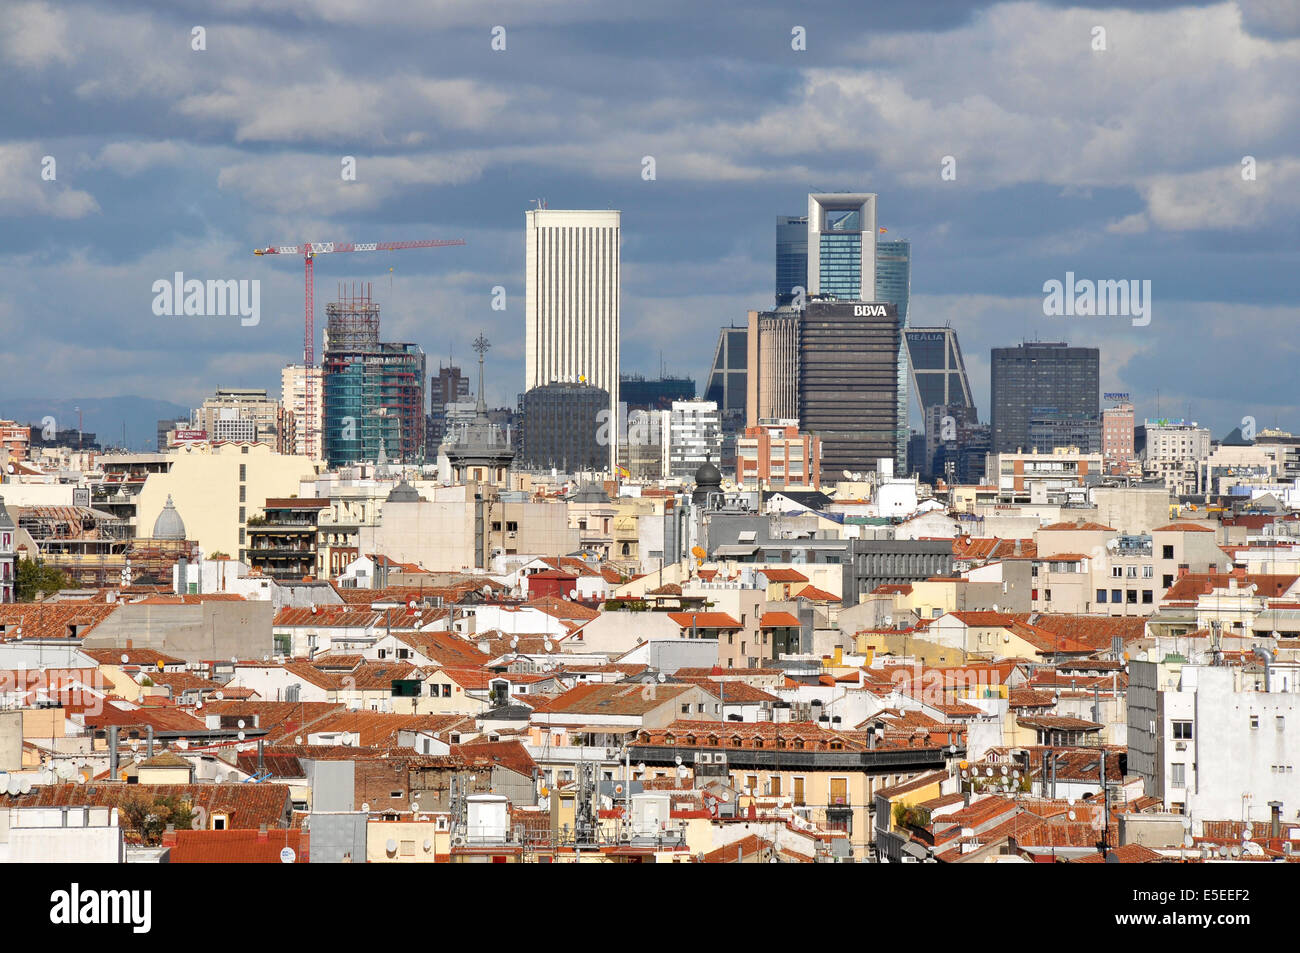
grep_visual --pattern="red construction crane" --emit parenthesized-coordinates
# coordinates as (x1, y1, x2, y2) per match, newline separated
(253, 238, 466, 459)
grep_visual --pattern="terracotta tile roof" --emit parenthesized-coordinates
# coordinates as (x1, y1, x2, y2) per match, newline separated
(795, 585, 839, 602)
(871, 583, 915, 597)
(1007, 613, 1146, 653)
(450, 739, 536, 777)
(273, 607, 385, 628)
(1009, 688, 1057, 709)
(1073, 843, 1165, 863)
(147, 672, 225, 695)
(527, 596, 601, 621)
(666, 611, 742, 629)
(950, 538, 1038, 560)
(760, 569, 809, 583)
(760, 611, 802, 628)
(1016, 715, 1103, 732)
(1153, 523, 1215, 533)
(647, 583, 682, 596)
(545, 682, 701, 717)
(700, 833, 776, 863)
(391, 630, 491, 667)
(1163, 572, 1300, 603)
(166, 828, 308, 863)
(81, 647, 186, 667)
(202, 701, 343, 735)
(0, 603, 119, 641)
(1038, 521, 1116, 532)
(1, 783, 293, 837)
(673, 678, 779, 704)
(440, 666, 492, 690)
(79, 700, 208, 734)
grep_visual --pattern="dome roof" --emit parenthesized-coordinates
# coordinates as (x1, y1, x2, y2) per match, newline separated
(693, 460, 722, 487)
(385, 480, 423, 503)
(152, 495, 187, 540)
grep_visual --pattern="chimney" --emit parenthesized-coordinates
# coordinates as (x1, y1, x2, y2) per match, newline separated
(257, 824, 268, 842)
(162, 824, 178, 848)
(146, 724, 155, 758)
(1013, 539, 1022, 556)
(1270, 801, 1283, 840)
(257, 738, 265, 775)
(867, 727, 877, 750)
(963, 789, 971, 808)
(109, 729, 119, 780)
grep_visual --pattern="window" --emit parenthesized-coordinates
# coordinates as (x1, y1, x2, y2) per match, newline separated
(1278, 716, 1286, 731)
(1162, 545, 1174, 559)
(239, 506, 246, 523)
(1170, 763, 1186, 788)
(390, 790, 403, 799)
(1142, 590, 1153, 604)
(239, 464, 246, 481)
(1126, 566, 1137, 578)
(829, 777, 848, 805)
(1172, 721, 1192, 740)
(1163, 574, 1174, 588)
(1044, 589, 1051, 601)
(1097, 589, 1107, 604)
(1112, 567, 1123, 578)
(681, 704, 690, 714)
(1127, 590, 1137, 604)
(1142, 565, 1153, 578)
(1112, 589, 1122, 603)
(506, 521, 518, 532)
(1251, 715, 1259, 729)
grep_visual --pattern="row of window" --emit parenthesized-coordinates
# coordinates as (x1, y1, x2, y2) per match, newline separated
(1095, 589, 1155, 604)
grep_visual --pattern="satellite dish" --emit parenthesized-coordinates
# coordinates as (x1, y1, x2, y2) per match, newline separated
(1068, 810, 1076, 820)
(231, 656, 238, 664)
(237, 719, 246, 729)
(423, 839, 431, 851)
(262, 655, 269, 662)
(215, 690, 224, 700)
(195, 699, 203, 709)
(1183, 834, 1195, 848)
(1230, 845, 1241, 858)
(614, 784, 624, 795)
(408, 600, 416, 609)
(985, 767, 993, 777)
(129, 739, 139, 751)
(120, 654, 129, 664)
(409, 802, 420, 814)
(237, 731, 245, 741)
(674, 756, 683, 766)
(569, 589, 579, 600)
(544, 640, 554, 652)
(311, 605, 318, 614)
(361, 802, 370, 812)
(133, 754, 142, 764)
(1001, 766, 1008, 775)
(637, 763, 646, 773)
(19, 778, 31, 794)
(657, 673, 666, 683)
(1242, 829, 1252, 842)
(177, 739, 189, 750)
(386, 839, 398, 853)
(295, 736, 303, 745)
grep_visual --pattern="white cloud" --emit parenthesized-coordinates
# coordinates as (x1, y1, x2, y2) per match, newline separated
(0, 144, 99, 219)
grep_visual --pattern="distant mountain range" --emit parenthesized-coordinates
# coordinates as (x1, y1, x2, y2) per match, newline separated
(0, 396, 192, 451)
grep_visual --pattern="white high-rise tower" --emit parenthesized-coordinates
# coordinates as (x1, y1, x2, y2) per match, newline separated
(525, 208, 621, 471)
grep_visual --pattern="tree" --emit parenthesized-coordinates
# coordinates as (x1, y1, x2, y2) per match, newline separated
(118, 793, 197, 846)
(16, 559, 68, 602)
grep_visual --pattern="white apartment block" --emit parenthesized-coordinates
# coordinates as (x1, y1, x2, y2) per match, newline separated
(1130, 660, 1300, 829)
(668, 400, 722, 479)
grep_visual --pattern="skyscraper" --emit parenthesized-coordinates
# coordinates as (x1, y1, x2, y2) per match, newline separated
(990, 342, 1099, 454)
(876, 239, 912, 471)
(806, 193, 877, 300)
(525, 208, 620, 470)
(905, 327, 974, 415)
(799, 301, 900, 481)
(776, 215, 808, 305)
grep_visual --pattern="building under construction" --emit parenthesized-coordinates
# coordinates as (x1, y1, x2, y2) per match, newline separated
(321, 284, 427, 467)
(13, 505, 195, 588)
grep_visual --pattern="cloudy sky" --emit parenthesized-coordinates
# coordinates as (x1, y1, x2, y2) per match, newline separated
(1, 0, 1297, 443)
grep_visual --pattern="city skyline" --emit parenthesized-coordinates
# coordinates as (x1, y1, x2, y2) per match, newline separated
(2, 1, 1296, 441)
